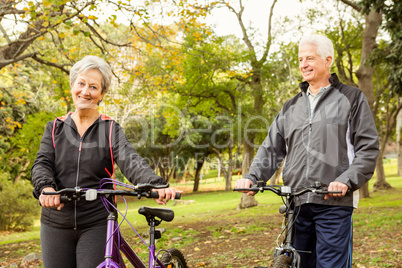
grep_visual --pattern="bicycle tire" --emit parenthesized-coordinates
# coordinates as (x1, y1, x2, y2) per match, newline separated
(160, 248, 188, 268)
(272, 254, 291, 268)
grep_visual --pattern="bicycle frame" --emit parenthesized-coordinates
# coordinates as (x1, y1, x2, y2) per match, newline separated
(97, 209, 167, 268)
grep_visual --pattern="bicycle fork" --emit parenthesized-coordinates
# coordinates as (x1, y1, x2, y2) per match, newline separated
(274, 199, 301, 268)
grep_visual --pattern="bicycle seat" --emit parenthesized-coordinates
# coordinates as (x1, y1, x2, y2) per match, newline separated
(138, 206, 174, 222)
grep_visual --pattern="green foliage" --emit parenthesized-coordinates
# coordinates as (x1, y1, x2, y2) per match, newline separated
(325, 20, 363, 86)
(1, 111, 56, 182)
(360, 0, 402, 95)
(0, 174, 39, 231)
(0, 69, 39, 156)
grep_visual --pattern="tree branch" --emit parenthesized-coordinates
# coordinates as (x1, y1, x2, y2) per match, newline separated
(31, 54, 71, 74)
(0, 1, 91, 70)
(260, 0, 278, 63)
(0, 22, 11, 43)
(225, 1, 256, 62)
(339, 0, 362, 13)
(0, 52, 36, 68)
(82, 19, 132, 47)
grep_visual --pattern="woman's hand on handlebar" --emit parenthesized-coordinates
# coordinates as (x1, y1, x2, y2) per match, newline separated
(154, 187, 179, 205)
(324, 181, 349, 200)
(39, 187, 64, 210)
(234, 178, 256, 196)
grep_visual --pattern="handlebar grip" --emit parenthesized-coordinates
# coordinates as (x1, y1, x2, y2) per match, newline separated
(60, 196, 70, 203)
(149, 191, 182, 200)
(320, 191, 343, 194)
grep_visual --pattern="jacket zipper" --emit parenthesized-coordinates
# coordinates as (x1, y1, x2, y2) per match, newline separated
(74, 138, 83, 230)
(72, 117, 102, 230)
(305, 94, 312, 204)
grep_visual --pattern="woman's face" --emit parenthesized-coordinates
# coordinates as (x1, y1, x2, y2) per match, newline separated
(71, 69, 105, 111)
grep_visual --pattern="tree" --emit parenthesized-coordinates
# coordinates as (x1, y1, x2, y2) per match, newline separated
(339, 0, 402, 192)
(161, 30, 246, 192)
(360, 0, 402, 183)
(0, 0, 138, 72)
(371, 59, 401, 190)
(337, 0, 382, 197)
(206, 0, 301, 207)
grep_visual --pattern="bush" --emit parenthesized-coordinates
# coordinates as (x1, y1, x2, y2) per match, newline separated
(0, 175, 39, 231)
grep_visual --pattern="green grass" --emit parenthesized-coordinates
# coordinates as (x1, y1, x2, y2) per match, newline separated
(0, 225, 40, 245)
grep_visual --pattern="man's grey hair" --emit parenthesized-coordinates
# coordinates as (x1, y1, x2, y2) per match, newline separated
(69, 55, 112, 94)
(299, 34, 334, 67)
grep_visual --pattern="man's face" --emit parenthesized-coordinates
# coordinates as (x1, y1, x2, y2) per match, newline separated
(298, 43, 332, 84)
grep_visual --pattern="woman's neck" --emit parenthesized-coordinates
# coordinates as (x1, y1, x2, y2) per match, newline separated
(72, 109, 100, 137)
(73, 109, 100, 123)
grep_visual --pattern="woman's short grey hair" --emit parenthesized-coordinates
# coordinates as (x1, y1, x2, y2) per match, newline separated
(299, 34, 334, 67)
(69, 55, 112, 94)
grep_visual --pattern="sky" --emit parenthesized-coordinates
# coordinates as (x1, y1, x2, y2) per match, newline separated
(205, 0, 327, 42)
(2, 0, 333, 52)
(2, 0, 327, 39)
(200, 0, 332, 57)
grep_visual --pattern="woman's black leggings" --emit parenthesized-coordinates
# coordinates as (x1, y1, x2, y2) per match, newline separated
(40, 223, 107, 268)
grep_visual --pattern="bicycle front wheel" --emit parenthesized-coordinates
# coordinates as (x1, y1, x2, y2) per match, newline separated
(272, 254, 291, 268)
(160, 248, 188, 268)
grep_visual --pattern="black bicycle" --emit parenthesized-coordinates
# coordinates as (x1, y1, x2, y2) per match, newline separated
(234, 181, 342, 268)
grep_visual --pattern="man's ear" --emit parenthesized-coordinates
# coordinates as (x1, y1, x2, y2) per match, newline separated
(326, 56, 333, 68)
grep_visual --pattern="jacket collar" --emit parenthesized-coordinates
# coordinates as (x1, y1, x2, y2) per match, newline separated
(299, 73, 340, 93)
(56, 112, 113, 129)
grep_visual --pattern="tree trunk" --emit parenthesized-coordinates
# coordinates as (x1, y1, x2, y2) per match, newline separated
(397, 105, 402, 175)
(271, 159, 284, 185)
(225, 146, 234, 192)
(373, 143, 392, 190)
(238, 139, 258, 209)
(355, 8, 382, 199)
(158, 165, 166, 181)
(193, 157, 204, 192)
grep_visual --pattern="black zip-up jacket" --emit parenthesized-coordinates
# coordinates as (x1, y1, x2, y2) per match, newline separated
(31, 113, 165, 229)
(245, 74, 379, 207)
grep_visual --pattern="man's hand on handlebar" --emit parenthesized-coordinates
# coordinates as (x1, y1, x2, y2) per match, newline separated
(154, 187, 180, 205)
(39, 187, 64, 210)
(324, 181, 349, 200)
(234, 178, 256, 196)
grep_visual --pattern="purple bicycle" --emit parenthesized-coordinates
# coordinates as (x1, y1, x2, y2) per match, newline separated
(43, 178, 188, 268)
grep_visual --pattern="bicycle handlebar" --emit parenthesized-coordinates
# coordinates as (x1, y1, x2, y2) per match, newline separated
(233, 182, 342, 196)
(42, 183, 181, 202)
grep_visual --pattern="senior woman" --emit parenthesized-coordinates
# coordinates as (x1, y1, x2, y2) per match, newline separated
(31, 55, 176, 268)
